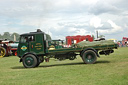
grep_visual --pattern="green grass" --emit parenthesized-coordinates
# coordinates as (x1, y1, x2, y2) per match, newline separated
(0, 47, 128, 85)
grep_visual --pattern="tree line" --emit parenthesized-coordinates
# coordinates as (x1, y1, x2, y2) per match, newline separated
(0, 32, 20, 41)
(0, 32, 105, 41)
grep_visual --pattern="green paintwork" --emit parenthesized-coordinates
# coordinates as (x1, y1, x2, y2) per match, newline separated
(17, 39, 28, 57)
(49, 40, 64, 49)
(17, 32, 50, 57)
(47, 40, 118, 54)
(29, 34, 45, 54)
(17, 31, 118, 58)
(48, 48, 82, 54)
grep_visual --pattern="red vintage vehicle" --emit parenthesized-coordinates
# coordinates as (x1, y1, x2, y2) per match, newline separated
(122, 37, 128, 46)
(0, 40, 18, 57)
(123, 37, 128, 42)
(66, 35, 93, 46)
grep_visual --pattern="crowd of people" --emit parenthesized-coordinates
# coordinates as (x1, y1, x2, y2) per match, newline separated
(117, 40, 128, 47)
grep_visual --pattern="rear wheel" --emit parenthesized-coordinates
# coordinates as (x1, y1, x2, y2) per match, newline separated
(82, 50, 97, 64)
(22, 54, 38, 68)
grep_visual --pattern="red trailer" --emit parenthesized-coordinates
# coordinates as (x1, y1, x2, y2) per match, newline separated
(66, 35, 93, 46)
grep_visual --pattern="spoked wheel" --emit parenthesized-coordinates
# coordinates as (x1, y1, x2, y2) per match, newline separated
(0, 47, 6, 58)
(22, 54, 38, 68)
(82, 50, 97, 64)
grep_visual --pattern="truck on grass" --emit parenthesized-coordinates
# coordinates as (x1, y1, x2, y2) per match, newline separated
(17, 30, 118, 68)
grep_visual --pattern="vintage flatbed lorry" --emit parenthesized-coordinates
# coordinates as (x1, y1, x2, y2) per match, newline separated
(17, 30, 118, 68)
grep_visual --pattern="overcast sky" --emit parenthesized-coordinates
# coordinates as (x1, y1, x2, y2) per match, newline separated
(0, 0, 128, 40)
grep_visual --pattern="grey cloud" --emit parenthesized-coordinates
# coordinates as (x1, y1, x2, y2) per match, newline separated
(58, 22, 88, 29)
(111, 0, 128, 10)
(97, 22, 112, 30)
(88, 1, 121, 15)
(0, 0, 54, 18)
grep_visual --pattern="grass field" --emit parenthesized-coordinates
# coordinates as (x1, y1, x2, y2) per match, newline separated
(0, 47, 128, 85)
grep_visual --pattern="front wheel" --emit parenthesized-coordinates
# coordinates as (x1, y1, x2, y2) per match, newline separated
(82, 50, 97, 64)
(22, 54, 38, 68)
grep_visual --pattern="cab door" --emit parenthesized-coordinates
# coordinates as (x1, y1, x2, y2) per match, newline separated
(29, 34, 45, 54)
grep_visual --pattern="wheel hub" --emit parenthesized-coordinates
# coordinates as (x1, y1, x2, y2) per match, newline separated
(27, 60, 31, 63)
(25, 57, 34, 66)
(88, 55, 92, 59)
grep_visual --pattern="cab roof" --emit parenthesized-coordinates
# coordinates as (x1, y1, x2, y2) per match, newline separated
(20, 31, 45, 36)
(20, 31, 51, 40)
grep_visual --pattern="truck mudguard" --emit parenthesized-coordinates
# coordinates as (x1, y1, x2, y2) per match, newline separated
(81, 48, 100, 57)
(20, 52, 38, 62)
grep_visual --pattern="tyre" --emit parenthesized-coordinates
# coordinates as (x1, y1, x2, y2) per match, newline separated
(0, 47, 6, 58)
(36, 61, 40, 67)
(82, 50, 97, 64)
(22, 54, 38, 68)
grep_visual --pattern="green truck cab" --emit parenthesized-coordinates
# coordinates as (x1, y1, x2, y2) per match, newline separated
(17, 30, 118, 68)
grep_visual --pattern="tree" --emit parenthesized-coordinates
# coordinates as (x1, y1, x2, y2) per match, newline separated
(2, 32, 11, 40)
(0, 34, 3, 39)
(0, 32, 20, 41)
(11, 33, 20, 41)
